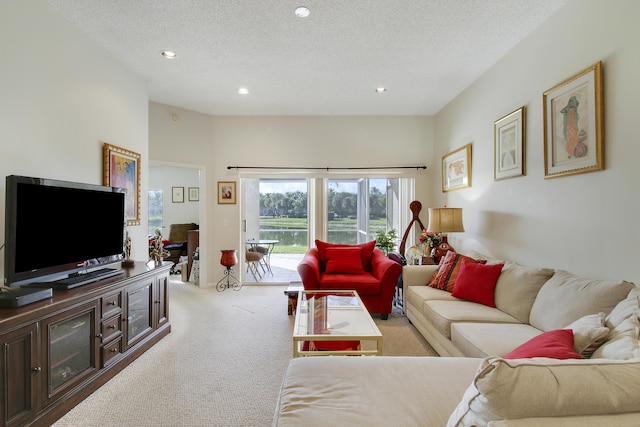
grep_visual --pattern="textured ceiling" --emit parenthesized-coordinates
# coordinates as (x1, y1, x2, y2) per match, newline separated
(44, 0, 568, 116)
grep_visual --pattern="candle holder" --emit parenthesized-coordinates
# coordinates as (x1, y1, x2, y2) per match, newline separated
(216, 250, 241, 292)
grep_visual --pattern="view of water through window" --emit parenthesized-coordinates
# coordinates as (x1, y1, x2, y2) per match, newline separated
(258, 178, 397, 253)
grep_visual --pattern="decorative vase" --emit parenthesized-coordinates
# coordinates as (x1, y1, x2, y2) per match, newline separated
(433, 235, 452, 262)
(220, 250, 238, 268)
(421, 244, 429, 256)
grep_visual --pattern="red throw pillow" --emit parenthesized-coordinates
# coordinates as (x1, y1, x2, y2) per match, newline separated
(504, 329, 582, 359)
(426, 251, 486, 292)
(451, 259, 504, 307)
(315, 240, 376, 270)
(324, 247, 365, 274)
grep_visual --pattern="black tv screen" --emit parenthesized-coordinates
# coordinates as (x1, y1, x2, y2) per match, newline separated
(4, 175, 126, 287)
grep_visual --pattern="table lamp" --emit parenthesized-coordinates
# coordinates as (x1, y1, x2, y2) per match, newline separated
(427, 207, 465, 262)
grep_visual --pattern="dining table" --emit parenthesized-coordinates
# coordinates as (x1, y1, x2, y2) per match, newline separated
(245, 239, 279, 275)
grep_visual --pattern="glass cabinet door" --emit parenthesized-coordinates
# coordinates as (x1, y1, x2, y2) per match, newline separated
(42, 301, 99, 403)
(125, 279, 154, 348)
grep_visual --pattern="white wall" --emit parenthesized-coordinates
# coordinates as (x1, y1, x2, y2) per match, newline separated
(0, 0, 150, 282)
(149, 103, 435, 287)
(149, 165, 200, 231)
(434, 0, 640, 283)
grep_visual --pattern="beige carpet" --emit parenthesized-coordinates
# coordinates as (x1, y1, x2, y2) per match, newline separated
(53, 279, 436, 427)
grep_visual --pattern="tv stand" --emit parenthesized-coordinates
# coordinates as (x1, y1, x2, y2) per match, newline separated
(0, 261, 171, 427)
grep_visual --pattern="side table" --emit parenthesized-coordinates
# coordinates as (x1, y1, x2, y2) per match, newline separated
(285, 282, 304, 315)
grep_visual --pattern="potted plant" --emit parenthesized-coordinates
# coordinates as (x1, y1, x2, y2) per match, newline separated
(375, 229, 398, 255)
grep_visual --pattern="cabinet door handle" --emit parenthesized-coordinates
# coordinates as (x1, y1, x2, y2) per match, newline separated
(96, 333, 103, 339)
(109, 301, 117, 306)
(110, 348, 118, 353)
(33, 367, 41, 373)
(109, 325, 117, 329)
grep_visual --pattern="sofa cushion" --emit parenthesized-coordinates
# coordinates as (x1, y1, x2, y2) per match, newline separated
(427, 251, 486, 292)
(319, 272, 380, 295)
(274, 356, 482, 427)
(447, 357, 640, 427)
(451, 322, 541, 358)
(504, 329, 581, 360)
(564, 312, 609, 358)
(451, 260, 503, 307)
(590, 314, 640, 360)
(529, 270, 635, 332)
(493, 262, 555, 324)
(324, 247, 364, 274)
(423, 300, 520, 339)
(405, 285, 459, 312)
(315, 240, 376, 271)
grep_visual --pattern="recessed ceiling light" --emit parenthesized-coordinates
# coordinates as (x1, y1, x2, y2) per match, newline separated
(161, 50, 177, 59)
(375, 87, 387, 93)
(238, 87, 249, 95)
(295, 6, 310, 18)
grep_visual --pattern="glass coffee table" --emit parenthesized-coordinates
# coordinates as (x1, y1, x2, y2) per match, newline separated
(293, 290, 383, 357)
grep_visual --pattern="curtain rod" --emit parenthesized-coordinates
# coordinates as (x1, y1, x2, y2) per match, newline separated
(227, 165, 427, 171)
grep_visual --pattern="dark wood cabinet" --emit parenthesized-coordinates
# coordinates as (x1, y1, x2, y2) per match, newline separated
(0, 262, 171, 427)
(0, 323, 38, 427)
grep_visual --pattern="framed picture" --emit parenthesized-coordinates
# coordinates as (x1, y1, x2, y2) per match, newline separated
(543, 61, 603, 178)
(103, 143, 141, 226)
(172, 187, 184, 203)
(442, 143, 472, 192)
(188, 187, 199, 201)
(494, 106, 526, 180)
(218, 181, 236, 204)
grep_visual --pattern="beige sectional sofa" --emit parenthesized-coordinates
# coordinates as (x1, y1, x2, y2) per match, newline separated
(403, 253, 636, 358)
(273, 253, 640, 426)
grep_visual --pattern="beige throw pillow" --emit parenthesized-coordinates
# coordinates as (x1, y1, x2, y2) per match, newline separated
(590, 315, 640, 360)
(604, 286, 640, 329)
(564, 312, 609, 358)
(447, 357, 640, 427)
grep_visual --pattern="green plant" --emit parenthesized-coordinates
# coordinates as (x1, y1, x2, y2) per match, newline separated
(375, 229, 398, 255)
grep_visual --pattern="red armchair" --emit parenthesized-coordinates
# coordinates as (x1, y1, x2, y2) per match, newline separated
(297, 240, 403, 319)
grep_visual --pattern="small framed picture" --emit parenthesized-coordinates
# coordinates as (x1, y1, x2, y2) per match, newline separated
(494, 106, 526, 180)
(442, 143, 472, 192)
(172, 187, 184, 203)
(218, 181, 236, 204)
(188, 187, 199, 201)
(543, 61, 604, 178)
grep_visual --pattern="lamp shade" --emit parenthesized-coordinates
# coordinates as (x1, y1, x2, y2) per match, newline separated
(427, 208, 465, 233)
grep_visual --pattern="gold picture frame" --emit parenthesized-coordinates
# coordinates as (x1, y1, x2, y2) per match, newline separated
(103, 143, 141, 226)
(543, 61, 604, 178)
(218, 181, 236, 204)
(442, 143, 472, 192)
(494, 107, 526, 180)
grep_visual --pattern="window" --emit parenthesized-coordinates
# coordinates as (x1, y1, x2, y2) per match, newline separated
(326, 178, 403, 245)
(148, 189, 163, 236)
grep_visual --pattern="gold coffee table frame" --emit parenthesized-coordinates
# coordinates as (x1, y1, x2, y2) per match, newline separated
(293, 290, 383, 357)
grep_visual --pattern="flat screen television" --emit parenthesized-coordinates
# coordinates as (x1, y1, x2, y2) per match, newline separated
(4, 175, 126, 288)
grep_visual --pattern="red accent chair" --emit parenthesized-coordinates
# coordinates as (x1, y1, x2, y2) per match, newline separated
(297, 240, 403, 320)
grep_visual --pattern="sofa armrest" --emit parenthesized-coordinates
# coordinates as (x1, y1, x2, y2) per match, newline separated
(487, 413, 640, 427)
(370, 249, 403, 285)
(403, 265, 438, 287)
(297, 247, 321, 290)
